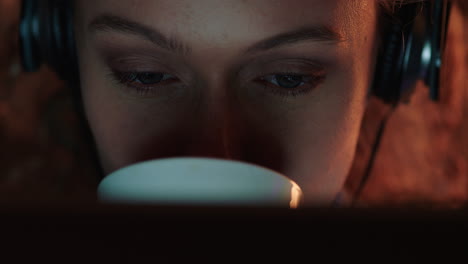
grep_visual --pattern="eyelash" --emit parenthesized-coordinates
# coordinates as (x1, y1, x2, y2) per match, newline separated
(110, 71, 178, 96)
(110, 70, 326, 98)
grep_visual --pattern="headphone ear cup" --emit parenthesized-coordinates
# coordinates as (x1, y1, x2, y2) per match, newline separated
(39, 0, 56, 70)
(19, 0, 41, 72)
(426, 0, 451, 101)
(19, 0, 78, 82)
(372, 3, 422, 105)
(373, 21, 405, 104)
(43, 0, 78, 82)
(373, 1, 450, 105)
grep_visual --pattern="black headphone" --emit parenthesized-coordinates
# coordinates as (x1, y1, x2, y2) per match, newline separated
(19, 0, 451, 104)
(374, 0, 451, 104)
(20, 0, 78, 83)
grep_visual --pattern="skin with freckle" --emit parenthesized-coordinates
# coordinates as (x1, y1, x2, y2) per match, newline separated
(73, 0, 378, 206)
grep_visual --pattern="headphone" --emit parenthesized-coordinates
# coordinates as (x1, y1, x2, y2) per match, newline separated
(18, 0, 452, 200)
(374, 0, 451, 104)
(20, 0, 78, 83)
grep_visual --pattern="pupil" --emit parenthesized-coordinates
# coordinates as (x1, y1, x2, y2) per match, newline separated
(276, 75, 302, 88)
(137, 73, 164, 84)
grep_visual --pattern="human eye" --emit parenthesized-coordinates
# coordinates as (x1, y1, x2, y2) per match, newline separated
(246, 58, 328, 98)
(255, 70, 326, 98)
(110, 71, 179, 96)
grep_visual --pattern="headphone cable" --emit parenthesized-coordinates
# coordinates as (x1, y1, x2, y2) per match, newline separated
(351, 102, 398, 207)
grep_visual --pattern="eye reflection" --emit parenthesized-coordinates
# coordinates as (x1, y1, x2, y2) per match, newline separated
(264, 74, 306, 89)
(135, 72, 163, 84)
(123, 72, 176, 85)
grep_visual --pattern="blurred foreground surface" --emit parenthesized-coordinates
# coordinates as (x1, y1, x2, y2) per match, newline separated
(0, 0, 467, 208)
(1, 202, 468, 262)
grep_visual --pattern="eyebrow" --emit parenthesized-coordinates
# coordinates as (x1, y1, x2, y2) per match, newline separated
(88, 14, 345, 55)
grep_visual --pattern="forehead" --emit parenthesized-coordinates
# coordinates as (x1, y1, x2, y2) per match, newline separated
(76, 0, 375, 43)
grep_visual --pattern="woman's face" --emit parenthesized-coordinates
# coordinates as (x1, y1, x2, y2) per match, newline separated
(74, 0, 378, 205)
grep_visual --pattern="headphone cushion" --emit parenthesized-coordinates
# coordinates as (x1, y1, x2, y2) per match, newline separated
(373, 3, 425, 104)
(32, 0, 78, 82)
(373, 22, 405, 104)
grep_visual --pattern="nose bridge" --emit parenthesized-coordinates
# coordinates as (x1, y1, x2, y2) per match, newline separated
(184, 85, 236, 159)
